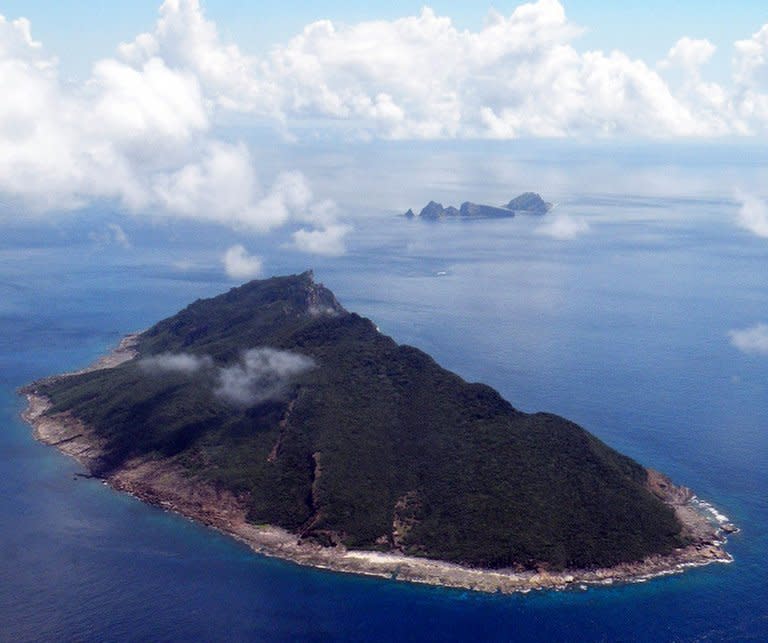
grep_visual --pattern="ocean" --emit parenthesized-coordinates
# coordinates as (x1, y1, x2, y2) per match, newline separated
(1, 143, 766, 640)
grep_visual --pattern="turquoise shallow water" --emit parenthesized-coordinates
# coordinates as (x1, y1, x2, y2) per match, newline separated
(1, 190, 767, 641)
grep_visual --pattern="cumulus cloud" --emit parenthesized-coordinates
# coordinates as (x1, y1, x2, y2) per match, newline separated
(257, 2, 710, 138)
(0, 13, 211, 212)
(153, 141, 256, 225)
(734, 25, 768, 88)
(139, 351, 213, 374)
(259, 2, 768, 138)
(236, 0, 749, 139)
(292, 223, 351, 256)
(727, 25, 768, 131)
(222, 244, 263, 280)
(9, 0, 768, 235)
(729, 323, 768, 355)
(0, 3, 342, 253)
(118, 0, 267, 113)
(10, 0, 768, 161)
(215, 348, 315, 406)
(89, 56, 208, 146)
(661, 37, 716, 75)
(536, 213, 589, 239)
(735, 193, 768, 237)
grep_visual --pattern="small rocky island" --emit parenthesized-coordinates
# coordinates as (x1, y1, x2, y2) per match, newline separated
(404, 192, 552, 220)
(20, 272, 734, 593)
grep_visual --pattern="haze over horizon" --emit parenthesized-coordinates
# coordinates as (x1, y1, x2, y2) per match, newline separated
(3, 1, 768, 256)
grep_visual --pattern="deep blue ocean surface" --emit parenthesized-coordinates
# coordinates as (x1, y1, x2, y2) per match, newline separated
(2, 152, 767, 640)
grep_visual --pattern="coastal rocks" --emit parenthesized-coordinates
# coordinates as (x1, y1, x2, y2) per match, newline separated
(404, 192, 552, 220)
(419, 201, 448, 219)
(17, 334, 141, 474)
(109, 457, 248, 531)
(417, 201, 460, 219)
(646, 468, 693, 505)
(506, 192, 552, 214)
(21, 395, 110, 473)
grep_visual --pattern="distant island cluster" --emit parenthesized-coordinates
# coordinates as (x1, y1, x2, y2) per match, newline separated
(404, 192, 552, 220)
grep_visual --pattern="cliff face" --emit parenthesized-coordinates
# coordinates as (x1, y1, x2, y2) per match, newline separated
(31, 273, 690, 570)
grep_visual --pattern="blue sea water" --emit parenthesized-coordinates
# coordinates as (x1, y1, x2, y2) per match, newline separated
(1, 148, 768, 640)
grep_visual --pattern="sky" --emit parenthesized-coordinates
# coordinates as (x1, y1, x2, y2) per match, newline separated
(5, 1, 768, 82)
(2, 0, 768, 266)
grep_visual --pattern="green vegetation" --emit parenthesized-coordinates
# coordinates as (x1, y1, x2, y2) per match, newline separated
(36, 271, 686, 570)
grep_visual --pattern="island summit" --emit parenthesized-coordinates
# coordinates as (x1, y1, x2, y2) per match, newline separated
(20, 272, 735, 593)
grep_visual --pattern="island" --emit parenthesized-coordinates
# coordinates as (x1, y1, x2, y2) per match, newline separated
(404, 192, 552, 220)
(19, 272, 735, 593)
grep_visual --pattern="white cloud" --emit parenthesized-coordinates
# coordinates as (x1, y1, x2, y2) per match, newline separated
(140, 346, 316, 407)
(153, 141, 257, 225)
(10, 0, 768, 237)
(729, 323, 768, 355)
(215, 348, 315, 406)
(0, 3, 342, 253)
(0, 15, 53, 69)
(222, 244, 263, 280)
(151, 143, 330, 233)
(731, 26, 768, 130)
(734, 25, 768, 88)
(140, 352, 213, 374)
(536, 213, 589, 239)
(251, 1, 732, 138)
(250, 171, 314, 231)
(89, 57, 208, 146)
(661, 38, 716, 75)
(0, 12, 221, 212)
(118, 0, 268, 114)
(292, 223, 351, 256)
(86, 0, 759, 140)
(735, 193, 768, 237)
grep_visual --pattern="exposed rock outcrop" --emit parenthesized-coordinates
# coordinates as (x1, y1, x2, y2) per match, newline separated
(506, 192, 552, 214)
(404, 192, 552, 220)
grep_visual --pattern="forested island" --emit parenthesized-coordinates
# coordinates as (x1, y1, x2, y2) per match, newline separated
(20, 272, 735, 592)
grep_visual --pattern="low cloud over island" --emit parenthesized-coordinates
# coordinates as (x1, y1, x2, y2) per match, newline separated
(139, 347, 316, 405)
(215, 348, 316, 406)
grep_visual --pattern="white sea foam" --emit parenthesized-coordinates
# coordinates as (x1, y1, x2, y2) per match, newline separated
(695, 499, 731, 524)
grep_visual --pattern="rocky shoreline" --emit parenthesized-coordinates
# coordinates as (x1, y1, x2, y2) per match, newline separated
(19, 337, 737, 595)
